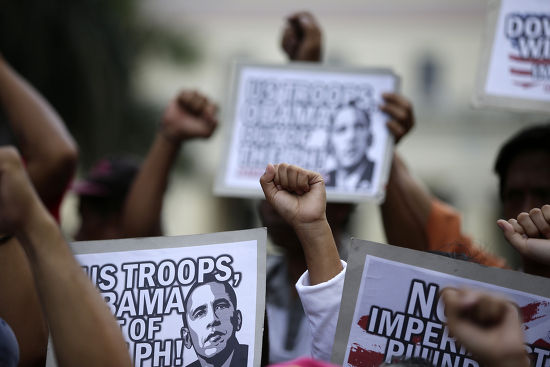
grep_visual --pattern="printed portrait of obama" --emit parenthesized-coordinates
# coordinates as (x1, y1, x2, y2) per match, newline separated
(181, 273, 248, 367)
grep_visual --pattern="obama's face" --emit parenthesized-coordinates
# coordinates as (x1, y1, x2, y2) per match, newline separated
(330, 107, 370, 170)
(182, 282, 241, 359)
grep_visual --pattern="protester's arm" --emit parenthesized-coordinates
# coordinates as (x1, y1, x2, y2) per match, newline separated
(0, 55, 77, 206)
(0, 147, 131, 367)
(120, 90, 217, 238)
(260, 164, 343, 361)
(441, 288, 529, 367)
(498, 205, 550, 266)
(0, 55, 77, 367)
(379, 94, 432, 251)
(281, 12, 322, 62)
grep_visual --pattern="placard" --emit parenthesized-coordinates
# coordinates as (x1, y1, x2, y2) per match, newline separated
(46, 228, 267, 367)
(215, 62, 398, 203)
(474, 0, 550, 111)
(332, 240, 550, 366)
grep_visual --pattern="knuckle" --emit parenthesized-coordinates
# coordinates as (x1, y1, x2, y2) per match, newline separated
(529, 208, 541, 216)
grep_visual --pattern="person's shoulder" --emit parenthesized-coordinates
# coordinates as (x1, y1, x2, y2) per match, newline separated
(185, 360, 202, 367)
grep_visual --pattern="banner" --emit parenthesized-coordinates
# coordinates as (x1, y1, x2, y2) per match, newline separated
(332, 240, 550, 366)
(474, 0, 550, 111)
(215, 62, 398, 203)
(46, 229, 267, 367)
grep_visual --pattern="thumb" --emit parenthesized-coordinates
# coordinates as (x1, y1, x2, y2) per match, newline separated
(497, 219, 527, 254)
(260, 164, 278, 203)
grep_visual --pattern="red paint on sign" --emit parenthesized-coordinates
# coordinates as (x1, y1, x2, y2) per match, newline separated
(357, 315, 369, 331)
(347, 343, 384, 367)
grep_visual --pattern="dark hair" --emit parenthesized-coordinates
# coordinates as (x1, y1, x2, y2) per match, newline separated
(494, 123, 550, 199)
(332, 100, 371, 127)
(183, 273, 237, 326)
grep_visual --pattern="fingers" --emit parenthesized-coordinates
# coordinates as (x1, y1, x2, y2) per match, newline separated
(442, 288, 513, 343)
(262, 163, 321, 195)
(0, 146, 24, 174)
(274, 163, 313, 194)
(529, 207, 550, 239)
(281, 22, 297, 58)
(380, 93, 414, 144)
(517, 211, 540, 238)
(293, 12, 320, 37)
(282, 11, 322, 61)
(259, 164, 278, 203)
(508, 219, 525, 235)
(178, 90, 208, 115)
(497, 219, 527, 254)
(386, 120, 406, 140)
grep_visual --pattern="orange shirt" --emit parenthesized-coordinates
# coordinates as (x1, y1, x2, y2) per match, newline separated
(426, 200, 507, 268)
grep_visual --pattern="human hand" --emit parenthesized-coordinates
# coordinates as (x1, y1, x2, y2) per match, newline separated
(281, 12, 322, 62)
(259, 163, 326, 228)
(441, 288, 529, 367)
(160, 90, 218, 142)
(497, 205, 550, 265)
(379, 93, 414, 144)
(0, 146, 47, 235)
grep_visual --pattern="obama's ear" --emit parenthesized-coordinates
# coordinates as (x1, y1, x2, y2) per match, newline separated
(181, 327, 193, 349)
(233, 310, 242, 331)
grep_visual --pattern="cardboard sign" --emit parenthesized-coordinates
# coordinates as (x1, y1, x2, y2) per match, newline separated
(474, 0, 550, 111)
(215, 62, 398, 203)
(332, 240, 550, 367)
(46, 228, 267, 367)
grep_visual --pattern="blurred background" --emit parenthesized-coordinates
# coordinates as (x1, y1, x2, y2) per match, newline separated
(1, 0, 548, 266)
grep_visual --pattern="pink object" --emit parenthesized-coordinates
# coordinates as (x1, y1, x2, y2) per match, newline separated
(269, 358, 339, 367)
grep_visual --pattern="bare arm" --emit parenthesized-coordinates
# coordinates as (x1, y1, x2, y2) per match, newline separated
(0, 55, 77, 367)
(0, 147, 131, 367)
(0, 55, 77, 206)
(381, 153, 432, 250)
(260, 163, 342, 284)
(379, 93, 432, 250)
(120, 90, 217, 238)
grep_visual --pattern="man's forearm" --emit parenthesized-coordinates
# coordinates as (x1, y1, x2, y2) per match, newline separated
(294, 218, 343, 285)
(16, 205, 132, 367)
(381, 153, 431, 250)
(120, 132, 181, 237)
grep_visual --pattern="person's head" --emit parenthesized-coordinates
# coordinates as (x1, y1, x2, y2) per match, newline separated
(329, 101, 372, 171)
(494, 123, 550, 219)
(72, 157, 139, 241)
(182, 275, 242, 361)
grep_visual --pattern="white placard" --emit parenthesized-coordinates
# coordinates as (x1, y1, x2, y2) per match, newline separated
(333, 240, 550, 366)
(474, 0, 550, 111)
(46, 229, 267, 367)
(215, 62, 398, 203)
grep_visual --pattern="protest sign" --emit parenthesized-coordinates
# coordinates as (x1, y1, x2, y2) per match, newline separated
(46, 228, 267, 367)
(215, 62, 398, 203)
(474, 0, 550, 112)
(332, 240, 550, 367)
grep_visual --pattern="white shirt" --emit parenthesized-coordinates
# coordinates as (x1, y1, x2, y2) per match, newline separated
(295, 261, 347, 362)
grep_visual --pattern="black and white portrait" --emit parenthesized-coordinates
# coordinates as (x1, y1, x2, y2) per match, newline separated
(325, 101, 375, 190)
(181, 274, 249, 367)
(218, 63, 397, 202)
